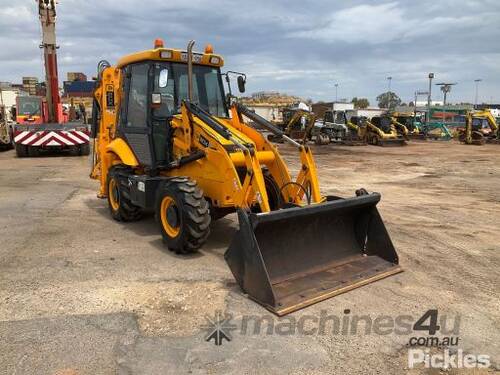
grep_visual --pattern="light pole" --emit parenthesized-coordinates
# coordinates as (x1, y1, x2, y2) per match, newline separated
(427, 73, 434, 125)
(474, 79, 482, 107)
(334, 83, 339, 102)
(387, 76, 392, 109)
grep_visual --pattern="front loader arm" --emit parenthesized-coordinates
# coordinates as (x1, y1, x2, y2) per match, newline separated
(234, 103, 323, 205)
(180, 101, 271, 212)
(366, 120, 385, 137)
(391, 118, 409, 136)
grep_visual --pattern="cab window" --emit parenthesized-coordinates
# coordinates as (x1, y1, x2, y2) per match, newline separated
(126, 64, 149, 127)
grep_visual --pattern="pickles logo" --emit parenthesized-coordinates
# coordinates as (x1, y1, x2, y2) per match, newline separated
(202, 311, 237, 346)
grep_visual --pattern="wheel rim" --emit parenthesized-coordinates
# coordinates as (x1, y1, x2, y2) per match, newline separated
(160, 196, 181, 237)
(109, 178, 120, 211)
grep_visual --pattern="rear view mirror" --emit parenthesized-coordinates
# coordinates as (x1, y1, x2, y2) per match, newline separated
(237, 75, 246, 93)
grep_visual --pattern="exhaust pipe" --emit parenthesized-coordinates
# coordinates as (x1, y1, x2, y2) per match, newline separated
(187, 40, 195, 102)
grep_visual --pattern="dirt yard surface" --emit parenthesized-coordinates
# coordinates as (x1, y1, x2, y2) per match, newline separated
(0, 141, 498, 374)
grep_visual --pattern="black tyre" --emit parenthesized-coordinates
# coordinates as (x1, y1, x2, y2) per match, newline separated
(27, 146, 40, 157)
(249, 170, 285, 213)
(69, 146, 80, 156)
(15, 144, 28, 157)
(458, 131, 466, 143)
(156, 177, 211, 254)
(263, 170, 284, 211)
(79, 143, 90, 156)
(106, 166, 142, 222)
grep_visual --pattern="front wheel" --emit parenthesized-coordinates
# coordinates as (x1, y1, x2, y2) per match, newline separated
(156, 177, 211, 254)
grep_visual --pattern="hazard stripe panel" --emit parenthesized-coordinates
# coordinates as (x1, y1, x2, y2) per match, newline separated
(14, 130, 90, 147)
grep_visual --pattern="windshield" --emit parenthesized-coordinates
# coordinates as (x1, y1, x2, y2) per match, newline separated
(153, 62, 227, 118)
(18, 97, 41, 116)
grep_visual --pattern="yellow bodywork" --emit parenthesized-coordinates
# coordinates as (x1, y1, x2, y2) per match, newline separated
(463, 110, 499, 144)
(89, 41, 403, 317)
(366, 119, 399, 140)
(91, 45, 322, 211)
(282, 109, 316, 142)
(390, 117, 410, 138)
(106, 138, 139, 167)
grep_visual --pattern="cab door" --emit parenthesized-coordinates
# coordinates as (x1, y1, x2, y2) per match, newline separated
(120, 63, 153, 166)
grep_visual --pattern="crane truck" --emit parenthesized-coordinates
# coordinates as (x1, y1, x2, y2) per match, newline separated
(13, 0, 90, 157)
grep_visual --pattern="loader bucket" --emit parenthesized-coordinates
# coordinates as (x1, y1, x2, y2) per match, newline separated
(225, 193, 402, 316)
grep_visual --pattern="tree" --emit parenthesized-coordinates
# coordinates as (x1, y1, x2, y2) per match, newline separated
(351, 97, 370, 109)
(376, 91, 402, 109)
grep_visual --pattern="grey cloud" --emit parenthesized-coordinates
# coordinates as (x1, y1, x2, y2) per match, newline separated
(0, 0, 499, 104)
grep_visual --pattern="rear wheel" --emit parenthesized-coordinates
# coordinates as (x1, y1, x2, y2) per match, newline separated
(107, 166, 142, 221)
(156, 177, 211, 254)
(69, 146, 80, 156)
(28, 146, 40, 157)
(79, 143, 90, 156)
(15, 144, 28, 157)
(458, 130, 466, 143)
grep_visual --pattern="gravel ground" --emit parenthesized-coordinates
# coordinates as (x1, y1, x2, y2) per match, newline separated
(0, 141, 498, 374)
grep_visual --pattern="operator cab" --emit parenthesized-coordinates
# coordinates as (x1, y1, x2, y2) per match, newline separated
(117, 41, 228, 168)
(16, 96, 43, 124)
(371, 116, 393, 133)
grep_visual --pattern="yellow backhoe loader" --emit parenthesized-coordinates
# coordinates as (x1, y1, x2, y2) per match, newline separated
(458, 110, 499, 145)
(90, 40, 401, 315)
(365, 116, 406, 146)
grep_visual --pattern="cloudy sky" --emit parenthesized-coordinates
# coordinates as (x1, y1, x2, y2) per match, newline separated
(1, 0, 499, 105)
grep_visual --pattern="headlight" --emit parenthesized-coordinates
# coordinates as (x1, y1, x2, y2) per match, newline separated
(210, 56, 220, 65)
(160, 50, 172, 59)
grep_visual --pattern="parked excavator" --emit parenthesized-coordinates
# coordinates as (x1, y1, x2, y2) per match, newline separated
(390, 111, 452, 141)
(267, 108, 318, 144)
(458, 110, 499, 145)
(90, 39, 401, 315)
(365, 116, 406, 146)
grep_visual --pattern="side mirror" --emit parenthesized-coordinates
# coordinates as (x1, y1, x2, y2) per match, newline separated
(237, 75, 246, 93)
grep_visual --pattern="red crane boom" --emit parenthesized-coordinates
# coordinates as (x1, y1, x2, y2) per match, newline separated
(38, 0, 61, 123)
